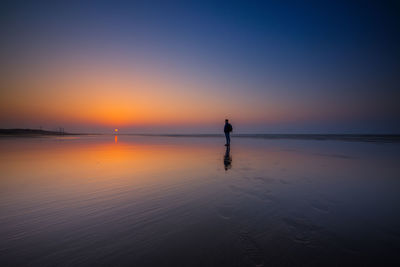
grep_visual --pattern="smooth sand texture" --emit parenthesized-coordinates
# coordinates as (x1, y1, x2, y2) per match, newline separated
(1, 135, 400, 266)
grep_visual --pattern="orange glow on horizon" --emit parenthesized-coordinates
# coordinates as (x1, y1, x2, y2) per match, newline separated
(0, 60, 326, 129)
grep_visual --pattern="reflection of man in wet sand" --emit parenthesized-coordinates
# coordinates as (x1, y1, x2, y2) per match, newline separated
(224, 145, 232, 171)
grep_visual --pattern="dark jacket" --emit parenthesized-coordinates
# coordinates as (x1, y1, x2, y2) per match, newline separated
(224, 123, 233, 133)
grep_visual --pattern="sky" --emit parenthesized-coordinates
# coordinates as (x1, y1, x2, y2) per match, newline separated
(0, 0, 399, 134)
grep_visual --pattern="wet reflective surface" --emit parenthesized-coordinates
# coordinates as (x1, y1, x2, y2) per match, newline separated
(1, 135, 400, 266)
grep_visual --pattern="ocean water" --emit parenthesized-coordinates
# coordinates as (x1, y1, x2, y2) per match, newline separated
(0, 135, 399, 266)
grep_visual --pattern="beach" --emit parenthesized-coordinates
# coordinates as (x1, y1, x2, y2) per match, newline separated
(1, 135, 400, 266)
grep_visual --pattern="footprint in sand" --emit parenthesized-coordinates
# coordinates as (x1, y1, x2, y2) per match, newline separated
(237, 230, 265, 267)
(293, 232, 312, 244)
(254, 176, 275, 184)
(279, 179, 290, 184)
(282, 217, 322, 246)
(229, 185, 275, 203)
(283, 217, 321, 232)
(308, 200, 330, 213)
(216, 205, 234, 220)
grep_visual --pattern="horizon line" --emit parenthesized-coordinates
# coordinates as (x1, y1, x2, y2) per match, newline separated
(1, 128, 400, 137)
(1, 129, 399, 143)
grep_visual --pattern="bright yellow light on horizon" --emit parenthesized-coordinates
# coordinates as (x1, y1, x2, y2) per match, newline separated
(114, 128, 118, 132)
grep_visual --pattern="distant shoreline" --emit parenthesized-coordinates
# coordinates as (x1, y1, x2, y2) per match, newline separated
(1, 129, 399, 143)
(124, 133, 400, 143)
(0, 129, 80, 136)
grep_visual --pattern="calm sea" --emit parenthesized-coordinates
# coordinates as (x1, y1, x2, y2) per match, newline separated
(1, 135, 400, 266)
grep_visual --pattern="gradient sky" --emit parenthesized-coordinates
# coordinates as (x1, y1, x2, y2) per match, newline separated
(1, 0, 399, 133)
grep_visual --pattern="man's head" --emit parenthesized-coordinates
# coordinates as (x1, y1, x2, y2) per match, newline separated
(225, 119, 229, 123)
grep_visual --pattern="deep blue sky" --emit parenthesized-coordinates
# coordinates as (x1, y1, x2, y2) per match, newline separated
(1, 0, 399, 133)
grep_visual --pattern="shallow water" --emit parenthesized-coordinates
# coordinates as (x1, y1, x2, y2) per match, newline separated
(1, 135, 400, 266)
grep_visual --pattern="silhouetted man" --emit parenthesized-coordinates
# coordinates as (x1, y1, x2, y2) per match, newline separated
(224, 119, 233, 146)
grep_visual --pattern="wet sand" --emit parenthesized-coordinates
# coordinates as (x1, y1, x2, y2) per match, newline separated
(1, 135, 400, 266)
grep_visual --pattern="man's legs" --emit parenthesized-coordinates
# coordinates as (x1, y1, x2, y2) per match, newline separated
(225, 132, 230, 145)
